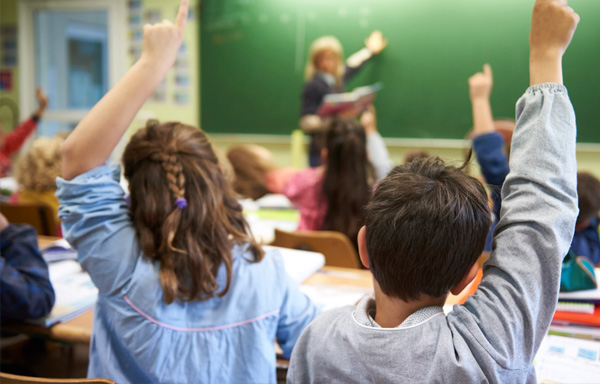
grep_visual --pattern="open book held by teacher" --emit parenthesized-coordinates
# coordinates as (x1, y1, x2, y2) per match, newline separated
(317, 83, 382, 117)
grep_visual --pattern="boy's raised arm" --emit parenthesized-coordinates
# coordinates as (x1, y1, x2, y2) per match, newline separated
(61, 0, 189, 181)
(452, 0, 580, 370)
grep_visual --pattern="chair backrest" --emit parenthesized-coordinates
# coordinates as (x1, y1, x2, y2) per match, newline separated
(0, 202, 57, 236)
(0, 372, 115, 384)
(272, 229, 362, 269)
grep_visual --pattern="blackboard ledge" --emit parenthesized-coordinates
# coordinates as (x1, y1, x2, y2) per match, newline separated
(207, 133, 600, 151)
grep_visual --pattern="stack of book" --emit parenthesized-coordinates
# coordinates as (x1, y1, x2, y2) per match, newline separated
(551, 269, 600, 340)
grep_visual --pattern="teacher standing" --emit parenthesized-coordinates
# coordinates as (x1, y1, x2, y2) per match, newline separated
(300, 31, 388, 166)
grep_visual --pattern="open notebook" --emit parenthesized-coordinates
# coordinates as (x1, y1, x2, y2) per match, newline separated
(27, 260, 98, 327)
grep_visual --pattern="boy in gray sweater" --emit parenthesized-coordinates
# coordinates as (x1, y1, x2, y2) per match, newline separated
(287, 1, 580, 382)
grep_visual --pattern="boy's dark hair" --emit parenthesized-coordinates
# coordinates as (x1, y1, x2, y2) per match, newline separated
(364, 156, 491, 301)
(577, 172, 600, 224)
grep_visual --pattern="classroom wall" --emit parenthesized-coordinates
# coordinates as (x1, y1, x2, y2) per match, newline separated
(130, 0, 199, 128)
(1, 0, 597, 178)
(0, 0, 199, 134)
(0, 0, 20, 132)
(209, 134, 600, 180)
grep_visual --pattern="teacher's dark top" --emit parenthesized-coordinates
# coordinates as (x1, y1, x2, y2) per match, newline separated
(300, 63, 368, 166)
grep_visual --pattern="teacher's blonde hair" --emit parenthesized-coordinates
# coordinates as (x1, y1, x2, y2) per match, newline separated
(304, 36, 345, 86)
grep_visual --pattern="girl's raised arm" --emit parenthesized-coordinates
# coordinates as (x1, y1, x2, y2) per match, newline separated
(61, 0, 189, 180)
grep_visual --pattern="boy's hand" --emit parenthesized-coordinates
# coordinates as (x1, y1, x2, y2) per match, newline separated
(529, 0, 579, 85)
(469, 64, 493, 101)
(140, 0, 188, 74)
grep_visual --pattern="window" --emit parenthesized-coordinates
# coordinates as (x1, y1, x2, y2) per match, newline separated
(19, 0, 125, 136)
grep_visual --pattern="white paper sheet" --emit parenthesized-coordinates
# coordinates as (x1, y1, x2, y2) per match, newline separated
(264, 245, 325, 284)
(535, 335, 600, 383)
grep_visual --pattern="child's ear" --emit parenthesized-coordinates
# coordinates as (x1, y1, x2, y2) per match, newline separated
(450, 263, 479, 296)
(358, 226, 369, 269)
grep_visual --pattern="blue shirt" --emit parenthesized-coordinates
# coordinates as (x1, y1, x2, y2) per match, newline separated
(57, 165, 319, 384)
(473, 132, 509, 252)
(571, 217, 600, 265)
(473, 132, 599, 263)
(0, 224, 55, 321)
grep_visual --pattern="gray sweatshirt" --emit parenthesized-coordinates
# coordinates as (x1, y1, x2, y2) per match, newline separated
(287, 83, 578, 384)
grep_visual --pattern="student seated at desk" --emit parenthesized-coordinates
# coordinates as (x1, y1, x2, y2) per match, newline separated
(10, 135, 65, 236)
(273, 108, 391, 249)
(227, 144, 279, 200)
(468, 58, 600, 264)
(288, 1, 580, 382)
(0, 213, 55, 321)
(56, 2, 318, 383)
(572, 172, 600, 265)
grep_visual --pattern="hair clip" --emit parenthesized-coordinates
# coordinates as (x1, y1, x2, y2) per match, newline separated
(175, 198, 188, 209)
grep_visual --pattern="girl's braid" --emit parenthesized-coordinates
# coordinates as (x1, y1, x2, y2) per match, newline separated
(151, 152, 186, 201)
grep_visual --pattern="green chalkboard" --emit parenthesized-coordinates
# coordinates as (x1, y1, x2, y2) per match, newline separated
(200, 0, 600, 143)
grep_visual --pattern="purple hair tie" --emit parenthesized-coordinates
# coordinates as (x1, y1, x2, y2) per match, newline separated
(175, 198, 188, 209)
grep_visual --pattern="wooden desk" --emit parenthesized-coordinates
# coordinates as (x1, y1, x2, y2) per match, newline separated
(38, 236, 61, 249)
(8, 239, 482, 344)
(4, 252, 372, 345)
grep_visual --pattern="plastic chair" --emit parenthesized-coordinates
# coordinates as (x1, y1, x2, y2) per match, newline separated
(272, 229, 362, 269)
(0, 372, 115, 384)
(0, 202, 58, 236)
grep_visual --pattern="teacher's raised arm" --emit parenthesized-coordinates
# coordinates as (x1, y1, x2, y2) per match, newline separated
(300, 31, 388, 167)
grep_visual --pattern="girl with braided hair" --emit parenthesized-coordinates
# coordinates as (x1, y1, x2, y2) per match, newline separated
(56, 1, 318, 382)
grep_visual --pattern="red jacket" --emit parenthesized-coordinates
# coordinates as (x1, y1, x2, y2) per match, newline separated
(0, 116, 38, 177)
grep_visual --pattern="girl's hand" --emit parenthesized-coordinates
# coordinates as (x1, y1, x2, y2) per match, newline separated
(360, 105, 378, 136)
(61, 0, 189, 180)
(140, 0, 188, 74)
(365, 31, 388, 54)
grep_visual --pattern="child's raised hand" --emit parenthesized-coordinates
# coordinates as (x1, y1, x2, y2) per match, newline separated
(529, 0, 579, 85)
(140, 0, 188, 74)
(35, 87, 48, 111)
(360, 105, 378, 136)
(530, 0, 579, 60)
(468, 64, 493, 101)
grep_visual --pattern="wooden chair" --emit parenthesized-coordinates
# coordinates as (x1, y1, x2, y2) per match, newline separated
(0, 372, 115, 384)
(272, 229, 362, 269)
(0, 202, 58, 236)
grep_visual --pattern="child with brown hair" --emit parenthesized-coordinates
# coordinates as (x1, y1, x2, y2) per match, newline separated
(226, 144, 277, 200)
(288, 0, 580, 382)
(57, 2, 318, 382)
(276, 108, 391, 249)
(469, 60, 599, 264)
